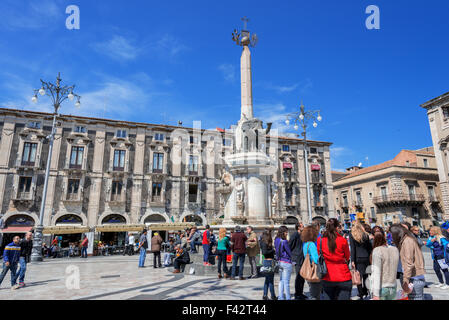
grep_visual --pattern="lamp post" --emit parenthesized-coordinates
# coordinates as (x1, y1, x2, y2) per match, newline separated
(30, 72, 81, 262)
(285, 102, 322, 224)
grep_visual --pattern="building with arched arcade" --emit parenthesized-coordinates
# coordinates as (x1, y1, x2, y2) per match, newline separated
(0, 108, 334, 251)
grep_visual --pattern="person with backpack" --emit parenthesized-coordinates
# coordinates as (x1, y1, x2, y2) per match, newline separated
(202, 225, 212, 266)
(301, 225, 321, 300)
(320, 218, 352, 300)
(274, 225, 293, 300)
(426, 226, 449, 289)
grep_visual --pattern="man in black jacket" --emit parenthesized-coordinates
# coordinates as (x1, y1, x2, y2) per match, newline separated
(18, 232, 33, 287)
(288, 222, 307, 300)
(173, 245, 191, 273)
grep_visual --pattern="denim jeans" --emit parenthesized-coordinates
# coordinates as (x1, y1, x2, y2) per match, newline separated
(263, 259, 275, 298)
(379, 287, 397, 300)
(203, 244, 210, 263)
(164, 253, 174, 266)
(217, 250, 228, 275)
(81, 247, 87, 258)
(139, 247, 147, 267)
(0, 262, 18, 287)
(408, 277, 425, 300)
(18, 257, 27, 283)
(308, 281, 321, 300)
(433, 259, 449, 285)
(190, 240, 201, 253)
(278, 261, 293, 300)
(231, 253, 246, 278)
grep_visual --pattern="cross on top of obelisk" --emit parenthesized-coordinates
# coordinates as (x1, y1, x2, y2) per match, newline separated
(232, 17, 258, 47)
(241, 16, 249, 31)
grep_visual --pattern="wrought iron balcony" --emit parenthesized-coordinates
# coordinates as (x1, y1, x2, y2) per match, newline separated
(373, 193, 425, 207)
(428, 195, 441, 203)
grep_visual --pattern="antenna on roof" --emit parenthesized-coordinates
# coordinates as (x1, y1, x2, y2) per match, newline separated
(358, 162, 362, 167)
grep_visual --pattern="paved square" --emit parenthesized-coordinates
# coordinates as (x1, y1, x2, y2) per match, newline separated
(0, 247, 447, 300)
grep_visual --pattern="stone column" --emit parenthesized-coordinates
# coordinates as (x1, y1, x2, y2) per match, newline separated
(43, 126, 63, 226)
(240, 45, 253, 120)
(297, 147, 308, 223)
(131, 128, 145, 224)
(323, 147, 335, 218)
(0, 120, 15, 212)
(87, 127, 106, 229)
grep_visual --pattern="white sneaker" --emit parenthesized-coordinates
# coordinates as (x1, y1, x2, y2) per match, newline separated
(11, 284, 19, 290)
(440, 284, 449, 289)
(434, 283, 444, 288)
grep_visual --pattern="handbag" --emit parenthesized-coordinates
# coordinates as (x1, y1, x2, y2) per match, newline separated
(317, 238, 328, 279)
(259, 260, 275, 276)
(274, 239, 284, 273)
(300, 243, 320, 283)
(351, 268, 362, 285)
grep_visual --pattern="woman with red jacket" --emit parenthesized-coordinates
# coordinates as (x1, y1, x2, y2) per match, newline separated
(318, 218, 352, 300)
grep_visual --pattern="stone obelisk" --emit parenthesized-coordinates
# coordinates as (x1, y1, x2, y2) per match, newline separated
(219, 18, 275, 227)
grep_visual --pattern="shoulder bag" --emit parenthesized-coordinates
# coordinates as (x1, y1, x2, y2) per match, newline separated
(300, 243, 320, 283)
(317, 237, 328, 279)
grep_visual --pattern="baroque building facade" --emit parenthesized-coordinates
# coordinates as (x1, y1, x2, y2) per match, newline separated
(333, 148, 444, 230)
(421, 91, 449, 220)
(0, 108, 334, 247)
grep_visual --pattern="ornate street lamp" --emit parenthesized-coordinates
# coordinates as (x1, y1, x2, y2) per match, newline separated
(30, 72, 81, 262)
(285, 102, 322, 224)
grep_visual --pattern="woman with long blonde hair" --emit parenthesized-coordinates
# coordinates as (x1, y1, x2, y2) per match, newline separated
(426, 226, 449, 289)
(349, 220, 373, 299)
(216, 227, 230, 279)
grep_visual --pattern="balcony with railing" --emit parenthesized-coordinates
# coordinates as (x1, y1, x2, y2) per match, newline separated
(340, 199, 349, 208)
(373, 193, 425, 207)
(311, 173, 324, 185)
(353, 199, 363, 208)
(428, 195, 441, 203)
(15, 191, 33, 201)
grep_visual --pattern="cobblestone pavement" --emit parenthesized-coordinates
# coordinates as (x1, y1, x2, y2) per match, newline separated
(0, 247, 447, 300)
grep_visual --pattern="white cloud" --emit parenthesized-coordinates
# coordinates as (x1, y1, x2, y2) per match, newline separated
(255, 102, 292, 134)
(0, 0, 61, 30)
(261, 78, 313, 95)
(0, 72, 168, 121)
(147, 34, 190, 58)
(218, 63, 235, 82)
(330, 146, 353, 172)
(93, 36, 139, 61)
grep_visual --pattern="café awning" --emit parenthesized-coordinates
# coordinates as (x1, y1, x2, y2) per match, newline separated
(146, 222, 195, 231)
(95, 224, 145, 232)
(1, 226, 33, 234)
(43, 226, 90, 235)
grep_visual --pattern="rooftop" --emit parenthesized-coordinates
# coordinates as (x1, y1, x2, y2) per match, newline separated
(0, 107, 332, 146)
(333, 148, 435, 182)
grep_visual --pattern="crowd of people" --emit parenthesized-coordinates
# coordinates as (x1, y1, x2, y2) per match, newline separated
(2, 218, 449, 301)
(132, 219, 449, 300)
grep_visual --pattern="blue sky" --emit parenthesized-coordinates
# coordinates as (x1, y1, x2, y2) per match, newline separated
(1, 0, 449, 171)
